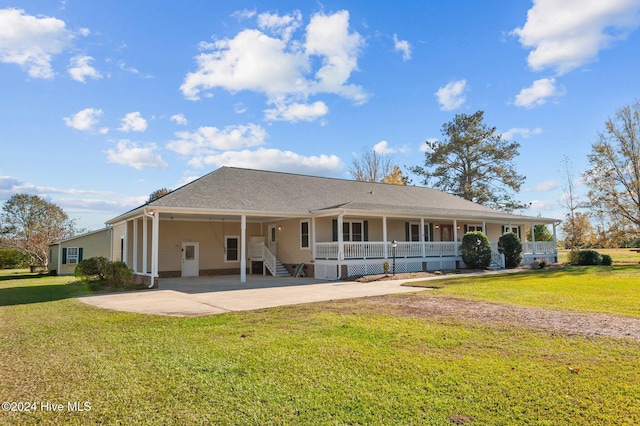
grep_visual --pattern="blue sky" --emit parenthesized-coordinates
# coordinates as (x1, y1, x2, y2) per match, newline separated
(1, 0, 640, 230)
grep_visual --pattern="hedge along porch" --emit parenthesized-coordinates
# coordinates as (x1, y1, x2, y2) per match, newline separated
(105, 167, 559, 287)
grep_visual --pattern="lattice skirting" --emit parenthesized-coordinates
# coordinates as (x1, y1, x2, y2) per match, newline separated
(314, 263, 339, 280)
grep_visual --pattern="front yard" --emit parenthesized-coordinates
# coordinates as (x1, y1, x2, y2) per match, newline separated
(1, 267, 639, 425)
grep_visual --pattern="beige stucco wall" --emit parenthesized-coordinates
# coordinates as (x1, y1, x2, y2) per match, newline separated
(49, 229, 111, 275)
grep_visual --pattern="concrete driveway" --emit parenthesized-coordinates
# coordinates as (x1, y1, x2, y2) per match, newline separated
(78, 269, 526, 317)
(78, 275, 428, 317)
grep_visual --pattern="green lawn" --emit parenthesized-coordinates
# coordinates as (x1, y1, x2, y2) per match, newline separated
(407, 265, 640, 317)
(1, 269, 639, 425)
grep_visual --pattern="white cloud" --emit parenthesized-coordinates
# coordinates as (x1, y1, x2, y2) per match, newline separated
(166, 123, 267, 156)
(68, 55, 102, 82)
(435, 79, 467, 111)
(501, 127, 543, 140)
(531, 180, 559, 192)
(180, 10, 367, 122)
(264, 100, 328, 122)
(419, 138, 438, 153)
(372, 140, 407, 155)
(119, 112, 148, 132)
(105, 140, 168, 170)
(257, 10, 302, 42)
(513, 0, 640, 74)
(0, 8, 73, 79)
(530, 199, 561, 211)
(188, 147, 344, 177)
(514, 77, 564, 108)
(170, 113, 188, 126)
(63, 108, 103, 131)
(393, 34, 411, 60)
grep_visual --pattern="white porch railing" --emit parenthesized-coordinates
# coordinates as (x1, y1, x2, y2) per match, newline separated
(314, 241, 458, 260)
(262, 244, 277, 277)
(522, 242, 556, 254)
(315, 241, 556, 260)
(490, 241, 556, 255)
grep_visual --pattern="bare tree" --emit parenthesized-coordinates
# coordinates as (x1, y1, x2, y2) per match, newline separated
(350, 147, 393, 182)
(584, 101, 640, 233)
(559, 155, 589, 248)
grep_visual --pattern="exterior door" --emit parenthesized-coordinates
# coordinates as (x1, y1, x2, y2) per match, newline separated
(440, 225, 454, 242)
(181, 242, 199, 277)
(268, 224, 277, 255)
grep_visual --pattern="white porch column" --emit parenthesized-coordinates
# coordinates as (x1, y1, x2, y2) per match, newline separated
(132, 218, 138, 273)
(311, 217, 316, 260)
(337, 214, 344, 260)
(453, 219, 458, 256)
(383, 216, 388, 259)
(142, 214, 148, 274)
(531, 224, 536, 255)
(240, 215, 247, 283)
(420, 218, 426, 257)
(151, 212, 159, 281)
(482, 221, 486, 234)
(553, 223, 558, 261)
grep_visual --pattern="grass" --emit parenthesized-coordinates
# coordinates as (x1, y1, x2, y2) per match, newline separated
(1, 269, 639, 425)
(407, 265, 640, 317)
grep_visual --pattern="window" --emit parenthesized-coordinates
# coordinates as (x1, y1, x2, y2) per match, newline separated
(342, 221, 363, 242)
(502, 225, 522, 239)
(466, 224, 484, 233)
(225, 237, 239, 262)
(300, 221, 310, 249)
(332, 219, 368, 241)
(67, 247, 79, 264)
(409, 223, 420, 241)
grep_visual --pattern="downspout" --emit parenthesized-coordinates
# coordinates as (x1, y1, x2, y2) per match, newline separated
(143, 209, 157, 288)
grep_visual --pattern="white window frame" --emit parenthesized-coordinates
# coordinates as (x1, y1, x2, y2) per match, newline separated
(342, 221, 364, 242)
(67, 247, 79, 264)
(300, 220, 310, 249)
(225, 236, 239, 263)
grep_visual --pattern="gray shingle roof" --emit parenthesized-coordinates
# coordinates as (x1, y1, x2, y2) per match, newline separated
(117, 167, 556, 223)
(112, 167, 553, 223)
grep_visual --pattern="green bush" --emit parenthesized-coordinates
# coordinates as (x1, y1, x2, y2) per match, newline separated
(0, 248, 29, 269)
(577, 250, 602, 265)
(460, 232, 492, 269)
(105, 261, 132, 287)
(601, 254, 613, 266)
(74, 256, 108, 282)
(73, 257, 132, 288)
(498, 232, 523, 268)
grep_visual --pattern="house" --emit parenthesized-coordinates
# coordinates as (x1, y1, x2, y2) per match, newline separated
(48, 228, 112, 276)
(105, 167, 559, 287)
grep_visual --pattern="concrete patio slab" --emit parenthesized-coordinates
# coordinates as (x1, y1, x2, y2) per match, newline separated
(78, 269, 528, 317)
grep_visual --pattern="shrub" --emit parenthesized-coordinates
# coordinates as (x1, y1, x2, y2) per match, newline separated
(601, 254, 613, 266)
(577, 250, 602, 265)
(460, 232, 492, 269)
(105, 261, 132, 287)
(383, 261, 390, 275)
(74, 257, 132, 288)
(498, 232, 523, 268)
(74, 256, 108, 282)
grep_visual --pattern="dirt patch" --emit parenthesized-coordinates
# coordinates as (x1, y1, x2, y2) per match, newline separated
(346, 294, 640, 340)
